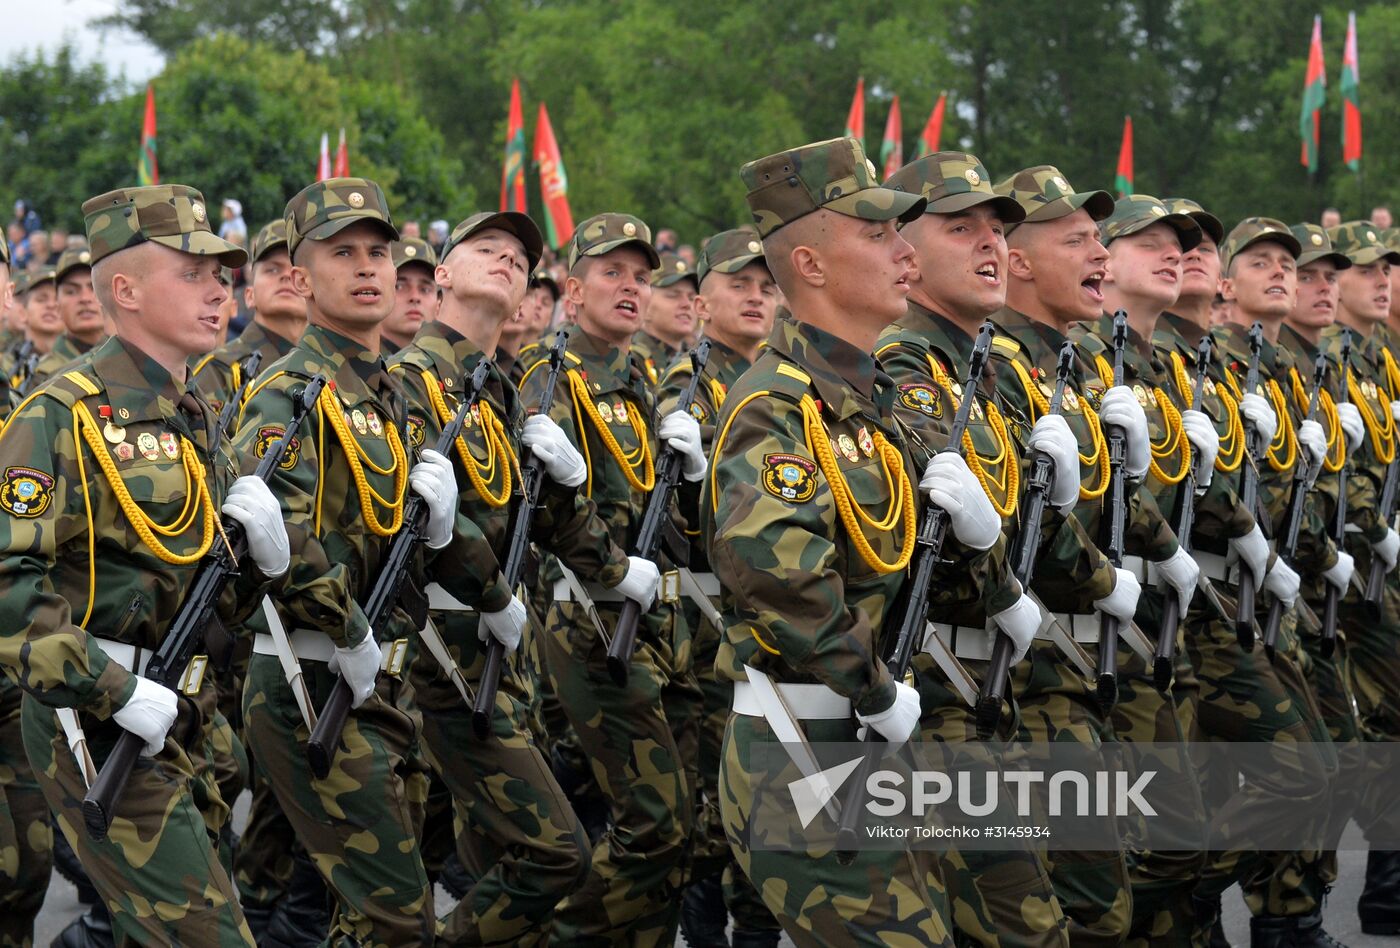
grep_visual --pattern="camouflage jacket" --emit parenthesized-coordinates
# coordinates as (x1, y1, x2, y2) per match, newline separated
(631, 329, 680, 388)
(0, 335, 258, 715)
(192, 321, 299, 416)
(234, 324, 412, 648)
(25, 333, 100, 397)
(1320, 322, 1393, 561)
(703, 318, 1002, 713)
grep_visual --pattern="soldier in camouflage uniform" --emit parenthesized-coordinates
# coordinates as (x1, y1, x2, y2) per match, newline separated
(0, 183, 288, 946)
(24, 245, 107, 396)
(10, 266, 60, 397)
(877, 151, 1071, 948)
(389, 209, 608, 943)
(234, 178, 449, 947)
(382, 235, 439, 356)
(659, 228, 784, 948)
(707, 135, 988, 947)
(632, 251, 698, 386)
(519, 211, 704, 945)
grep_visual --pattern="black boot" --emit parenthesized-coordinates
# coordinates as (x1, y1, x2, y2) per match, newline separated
(1360, 850, 1400, 934)
(49, 822, 98, 906)
(1292, 910, 1347, 948)
(50, 900, 115, 948)
(1193, 894, 1231, 948)
(679, 876, 728, 947)
(1250, 915, 1291, 948)
(731, 930, 781, 948)
(261, 849, 332, 948)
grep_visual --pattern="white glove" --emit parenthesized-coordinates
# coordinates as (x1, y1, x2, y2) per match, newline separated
(614, 555, 660, 609)
(1098, 386, 1150, 478)
(855, 680, 921, 745)
(920, 452, 1001, 551)
(328, 633, 383, 709)
(1337, 402, 1365, 455)
(408, 449, 456, 550)
(221, 476, 290, 577)
(1154, 546, 1200, 614)
(1239, 392, 1278, 447)
(1227, 524, 1270, 591)
(1263, 558, 1300, 609)
(112, 676, 178, 757)
(991, 593, 1039, 664)
(1027, 414, 1081, 511)
(1391, 399, 1400, 424)
(478, 595, 527, 653)
(1373, 528, 1400, 572)
(1322, 551, 1355, 594)
(1297, 419, 1327, 482)
(1094, 567, 1142, 624)
(658, 410, 707, 482)
(1180, 409, 1219, 489)
(521, 414, 587, 488)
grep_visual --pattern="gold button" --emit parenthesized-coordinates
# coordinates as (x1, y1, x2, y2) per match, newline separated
(964, 169, 981, 185)
(747, 240, 761, 253)
(404, 245, 417, 257)
(1311, 233, 1324, 246)
(622, 222, 637, 237)
(348, 192, 365, 209)
(191, 202, 206, 223)
(118, 408, 130, 419)
(78, 251, 90, 263)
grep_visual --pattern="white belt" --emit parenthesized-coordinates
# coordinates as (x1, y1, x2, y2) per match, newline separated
(926, 622, 996, 661)
(1194, 551, 1237, 584)
(1345, 524, 1362, 535)
(732, 680, 851, 719)
(426, 582, 474, 613)
(253, 629, 407, 675)
(553, 578, 626, 603)
(687, 571, 722, 598)
(1050, 613, 1101, 644)
(1120, 555, 1162, 588)
(92, 636, 207, 695)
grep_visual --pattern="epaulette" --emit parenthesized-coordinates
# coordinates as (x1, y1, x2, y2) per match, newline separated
(767, 361, 814, 403)
(990, 334, 1022, 359)
(191, 352, 229, 378)
(31, 371, 96, 409)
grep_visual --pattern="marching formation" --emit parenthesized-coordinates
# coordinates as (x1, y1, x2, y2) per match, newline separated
(0, 131, 1399, 948)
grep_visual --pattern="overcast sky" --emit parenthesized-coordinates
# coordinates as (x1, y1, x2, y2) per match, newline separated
(2, 1, 165, 86)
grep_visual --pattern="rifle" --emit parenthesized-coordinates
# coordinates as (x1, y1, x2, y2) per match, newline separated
(307, 358, 493, 779)
(214, 351, 263, 443)
(605, 340, 712, 685)
(1367, 459, 1400, 607)
(1321, 332, 1352, 658)
(471, 328, 571, 738)
(834, 322, 994, 863)
(1234, 323, 1265, 649)
(975, 339, 1075, 737)
(1153, 336, 1212, 691)
(1261, 350, 1327, 661)
(1094, 311, 1129, 710)
(82, 374, 327, 840)
(14, 340, 39, 395)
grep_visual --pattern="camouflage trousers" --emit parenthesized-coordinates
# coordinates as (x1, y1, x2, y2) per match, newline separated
(1184, 586, 1337, 919)
(232, 762, 299, 911)
(22, 684, 253, 946)
(1012, 638, 1132, 946)
(0, 682, 51, 948)
(1340, 545, 1400, 841)
(913, 652, 1070, 948)
(242, 651, 436, 947)
(719, 710, 956, 947)
(411, 609, 591, 946)
(541, 598, 700, 946)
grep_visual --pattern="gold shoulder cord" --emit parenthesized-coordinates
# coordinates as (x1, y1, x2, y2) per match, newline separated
(1290, 366, 1344, 473)
(1007, 356, 1108, 499)
(316, 384, 407, 536)
(923, 353, 1019, 516)
(421, 369, 514, 508)
(1172, 350, 1244, 473)
(1348, 366, 1397, 464)
(566, 368, 655, 497)
(1263, 378, 1298, 471)
(1384, 347, 1400, 403)
(1091, 352, 1190, 485)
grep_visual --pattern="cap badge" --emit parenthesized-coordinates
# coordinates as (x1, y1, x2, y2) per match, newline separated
(964, 169, 981, 185)
(348, 191, 365, 209)
(191, 202, 206, 223)
(1052, 176, 1069, 191)
(747, 240, 761, 253)
(675, 260, 685, 272)
(1311, 233, 1324, 246)
(79, 251, 90, 263)
(404, 244, 417, 257)
(1368, 230, 1377, 241)
(1151, 206, 1166, 217)
(622, 221, 637, 237)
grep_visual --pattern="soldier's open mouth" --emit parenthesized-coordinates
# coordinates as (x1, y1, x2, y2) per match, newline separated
(975, 263, 999, 285)
(1081, 274, 1104, 301)
(615, 300, 637, 314)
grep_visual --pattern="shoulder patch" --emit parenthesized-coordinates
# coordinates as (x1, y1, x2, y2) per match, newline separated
(761, 453, 817, 503)
(897, 383, 943, 418)
(254, 425, 300, 470)
(688, 401, 708, 423)
(406, 414, 426, 448)
(0, 466, 53, 518)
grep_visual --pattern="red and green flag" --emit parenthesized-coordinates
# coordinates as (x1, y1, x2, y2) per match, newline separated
(916, 92, 947, 158)
(1341, 11, 1362, 171)
(1300, 15, 1326, 173)
(844, 77, 865, 147)
(534, 102, 575, 249)
(1114, 116, 1133, 196)
(500, 78, 527, 213)
(137, 84, 158, 186)
(333, 127, 350, 177)
(880, 95, 903, 178)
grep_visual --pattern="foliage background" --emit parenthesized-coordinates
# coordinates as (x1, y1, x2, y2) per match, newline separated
(4, 0, 1398, 243)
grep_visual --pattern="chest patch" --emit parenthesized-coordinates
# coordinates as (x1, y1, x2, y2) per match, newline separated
(254, 425, 300, 470)
(0, 466, 53, 518)
(762, 453, 817, 503)
(898, 383, 943, 418)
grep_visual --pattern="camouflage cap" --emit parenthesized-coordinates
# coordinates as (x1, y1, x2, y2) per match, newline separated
(884, 151, 1025, 223)
(1290, 223, 1352, 270)
(441, 211, 543, 272)
(1327, 221, 1400, 266)
(1162, 198, 1224, 245)
(15, 267, 56, 297)
(993, 166, 1114, 232)
(1219, 217, 1302, 272)
(283, 177, 397, 262)
(740, 136, 924, 238)
(529, 266, 560, 299)
(566, 213, 661, 272)
(652, 252, 699, 289)
(1382, 227, 1400, 256)
(249, 218, 290, 264)
(391, 237, 438, 273)
(55, 245, 94, 284)
(82, 184, 247, 268)
(697, 228, 767, 285)
(1099, 195, 1203, 251)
